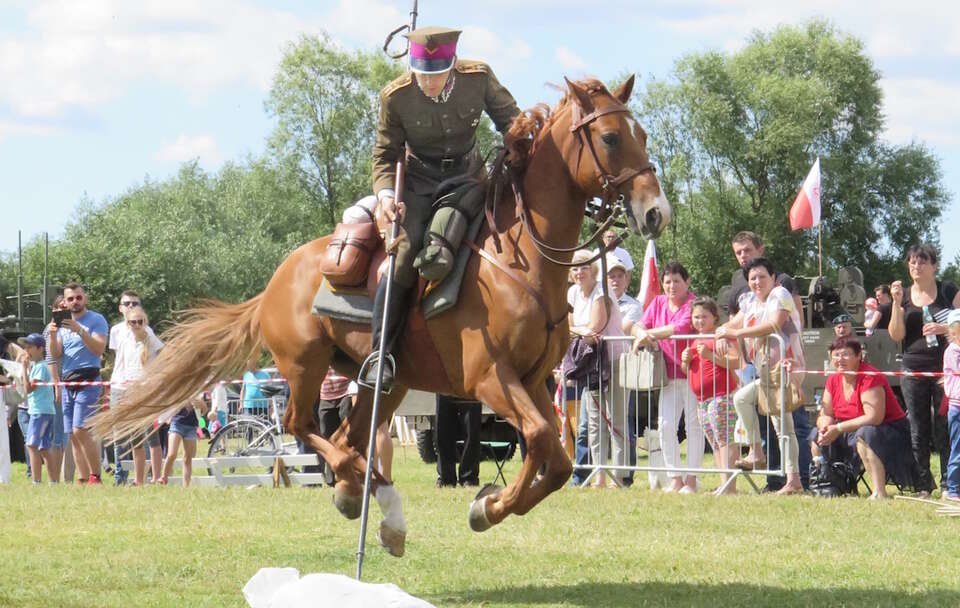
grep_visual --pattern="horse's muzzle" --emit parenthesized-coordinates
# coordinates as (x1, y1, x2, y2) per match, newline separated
(640, 208, 662, 240)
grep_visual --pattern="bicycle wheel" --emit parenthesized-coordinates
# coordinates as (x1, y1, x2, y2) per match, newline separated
(206, 419, 281, 476)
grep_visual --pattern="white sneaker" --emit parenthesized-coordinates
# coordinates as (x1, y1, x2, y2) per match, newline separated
(678, 485, 697, 495)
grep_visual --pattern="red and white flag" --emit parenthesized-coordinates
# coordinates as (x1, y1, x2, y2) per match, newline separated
(637, 239, 660, 312)
(789, 157, 821, 231)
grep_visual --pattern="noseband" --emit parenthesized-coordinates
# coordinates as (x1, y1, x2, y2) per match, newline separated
(569, 101, 655, 215)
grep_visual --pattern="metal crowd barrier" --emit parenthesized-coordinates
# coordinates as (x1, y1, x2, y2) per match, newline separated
(559, 334, 789, 494)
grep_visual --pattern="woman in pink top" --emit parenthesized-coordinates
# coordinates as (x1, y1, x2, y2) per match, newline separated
(631, 261, 703, 493)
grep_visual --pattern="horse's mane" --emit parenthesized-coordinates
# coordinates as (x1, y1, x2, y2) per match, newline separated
(504, 78, 611, 168)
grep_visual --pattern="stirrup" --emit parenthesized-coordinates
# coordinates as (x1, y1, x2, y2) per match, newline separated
(358, 352, 396, 394)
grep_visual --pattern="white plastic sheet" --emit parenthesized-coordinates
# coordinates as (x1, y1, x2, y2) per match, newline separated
(243, 568, 436, 608)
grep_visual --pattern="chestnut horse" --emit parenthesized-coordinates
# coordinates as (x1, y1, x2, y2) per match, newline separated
(98, 76, 670, 556)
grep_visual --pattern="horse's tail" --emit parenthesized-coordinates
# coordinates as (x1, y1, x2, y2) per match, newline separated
(92, 294, 264, 440)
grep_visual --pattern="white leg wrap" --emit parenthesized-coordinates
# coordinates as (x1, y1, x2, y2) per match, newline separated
(375, 484, 406, 532)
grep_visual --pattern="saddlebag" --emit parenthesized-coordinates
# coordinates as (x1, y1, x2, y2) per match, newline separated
(320, 220, 381, 288)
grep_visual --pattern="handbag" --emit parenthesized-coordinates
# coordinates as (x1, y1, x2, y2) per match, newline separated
(617, 348, 666, 391)
(756, 360, 803, 416)
(562, 336, 609, 386)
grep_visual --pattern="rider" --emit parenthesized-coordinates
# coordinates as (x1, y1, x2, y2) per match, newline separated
(365, 26, 520, 389)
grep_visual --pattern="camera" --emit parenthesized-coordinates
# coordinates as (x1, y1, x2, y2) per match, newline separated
(52, 309, 71, 327)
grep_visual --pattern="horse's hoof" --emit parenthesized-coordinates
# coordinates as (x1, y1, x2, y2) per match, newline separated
(468, 483, 501, 532)
(376, 522, 406, 557)
(332, 489, 363, 520)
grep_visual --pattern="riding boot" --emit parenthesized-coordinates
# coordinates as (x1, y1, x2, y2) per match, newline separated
(364, 279, 410, 391)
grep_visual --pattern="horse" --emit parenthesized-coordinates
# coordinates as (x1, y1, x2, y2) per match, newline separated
(97, 75, 671, 557)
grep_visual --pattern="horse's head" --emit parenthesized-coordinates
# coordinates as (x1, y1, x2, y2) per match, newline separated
(562, 76, 671, 239)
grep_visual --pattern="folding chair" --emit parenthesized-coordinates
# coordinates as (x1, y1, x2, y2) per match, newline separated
(480, 440, 514, 486)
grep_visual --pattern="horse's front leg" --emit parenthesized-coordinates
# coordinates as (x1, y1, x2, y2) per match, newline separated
(470, 363, 571, 530)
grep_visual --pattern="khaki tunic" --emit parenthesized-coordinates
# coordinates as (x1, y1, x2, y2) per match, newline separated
(372, 59, 520, 287)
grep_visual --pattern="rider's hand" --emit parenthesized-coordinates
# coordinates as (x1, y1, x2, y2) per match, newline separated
(377, 196, 405, 225)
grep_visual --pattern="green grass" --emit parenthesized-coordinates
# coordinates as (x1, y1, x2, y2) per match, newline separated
(1, 446, 958, 607)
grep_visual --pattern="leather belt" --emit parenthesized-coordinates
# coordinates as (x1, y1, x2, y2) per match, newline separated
(410, 151, 469, 173)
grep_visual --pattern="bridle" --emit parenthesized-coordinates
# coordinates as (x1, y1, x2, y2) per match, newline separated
(468, 93, 657, 381)
(518, 97, 656, 268)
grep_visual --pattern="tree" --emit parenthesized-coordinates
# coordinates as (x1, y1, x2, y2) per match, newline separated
(265, 34, 403, 231)
(632, 19, 949, 298)
(5, 159, 319, 326)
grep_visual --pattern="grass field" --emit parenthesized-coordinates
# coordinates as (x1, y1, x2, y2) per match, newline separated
(1, 445, 958, 608)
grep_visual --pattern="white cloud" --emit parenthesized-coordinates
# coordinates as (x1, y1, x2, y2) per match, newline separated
(881, 78, 960, 146)
(0, 0, 399, 122)
(154, 134, 222, 164)
(458, 26, 532, 75)
(555, 46, 587, 71)
(653, 0, 960, 59)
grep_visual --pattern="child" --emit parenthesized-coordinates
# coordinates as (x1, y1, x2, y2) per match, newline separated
(160, 395, 204, 487)
(681, 297, 740, 495)
(943, 309, 960, 501)
(16, 334, 59, 484)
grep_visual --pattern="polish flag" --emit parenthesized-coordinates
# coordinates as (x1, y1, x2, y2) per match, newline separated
(789, 157, 821, 231)
(637, 239, 660, 312)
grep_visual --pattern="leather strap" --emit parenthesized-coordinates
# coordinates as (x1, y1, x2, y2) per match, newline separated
(465, 239, 565, 333)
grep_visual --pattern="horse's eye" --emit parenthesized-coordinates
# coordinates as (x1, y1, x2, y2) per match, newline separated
(600, 132, 620, 147)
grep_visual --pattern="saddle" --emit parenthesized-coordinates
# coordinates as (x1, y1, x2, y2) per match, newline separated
(311, 204, 486, 324)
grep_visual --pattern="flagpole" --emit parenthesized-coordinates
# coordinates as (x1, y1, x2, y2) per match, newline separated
(817, 224, 823, 278)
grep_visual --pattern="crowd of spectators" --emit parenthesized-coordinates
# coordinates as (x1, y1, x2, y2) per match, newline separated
(563, 233, 959, 499)
(2, 234, 959, 500)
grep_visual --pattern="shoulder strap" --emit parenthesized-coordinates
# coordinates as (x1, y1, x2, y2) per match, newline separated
(381, 72, 414, 98)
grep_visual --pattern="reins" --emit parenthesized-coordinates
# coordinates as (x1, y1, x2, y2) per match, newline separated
(469, 93, 656, 381)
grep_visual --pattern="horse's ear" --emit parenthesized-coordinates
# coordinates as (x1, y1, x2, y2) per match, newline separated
(612, 74, 635, 104)
(565, 77, 594, 114)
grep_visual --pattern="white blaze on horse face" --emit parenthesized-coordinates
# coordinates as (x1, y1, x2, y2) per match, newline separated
(622, 115, 671, 237)
(628, 173, 672, 239)
(625, 116, 643, 142)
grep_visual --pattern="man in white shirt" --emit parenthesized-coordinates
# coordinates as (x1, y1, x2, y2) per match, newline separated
(606, 254, 642, 334)
(605, 253, 642, 486)
(596, 230, 635, 276)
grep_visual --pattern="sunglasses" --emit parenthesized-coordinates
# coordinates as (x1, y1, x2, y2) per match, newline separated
(120, 301, 140, 307)
(128, 319, 145, 326)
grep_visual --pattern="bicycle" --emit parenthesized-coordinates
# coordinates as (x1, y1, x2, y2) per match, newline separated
(206, 385, 296, 476)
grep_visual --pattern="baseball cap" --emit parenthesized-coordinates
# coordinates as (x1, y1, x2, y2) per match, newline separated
(832, 313, 852, 325)
(947, 309, 960, 326)
(605, 253, 627, 273)
(17, 333, 45, 349)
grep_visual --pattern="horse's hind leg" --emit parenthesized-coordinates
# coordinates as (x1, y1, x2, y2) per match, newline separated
(470, 363, 571, 530)
(274, 351, 362, 514)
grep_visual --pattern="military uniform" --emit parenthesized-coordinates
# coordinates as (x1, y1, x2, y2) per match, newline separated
(363, 26, 519, 390)
(372, 59, 520, 287)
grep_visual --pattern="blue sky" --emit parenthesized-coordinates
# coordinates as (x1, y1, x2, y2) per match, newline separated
(2, 0, 959, 269)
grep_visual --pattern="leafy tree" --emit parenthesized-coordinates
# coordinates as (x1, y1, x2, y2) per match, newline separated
(632, 19, 949, 298)
(265, 34, 403, 230)
(3, 160, 318, 326)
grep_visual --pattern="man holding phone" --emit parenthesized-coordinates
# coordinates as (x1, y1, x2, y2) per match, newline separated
(48, 282, 108, 484)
